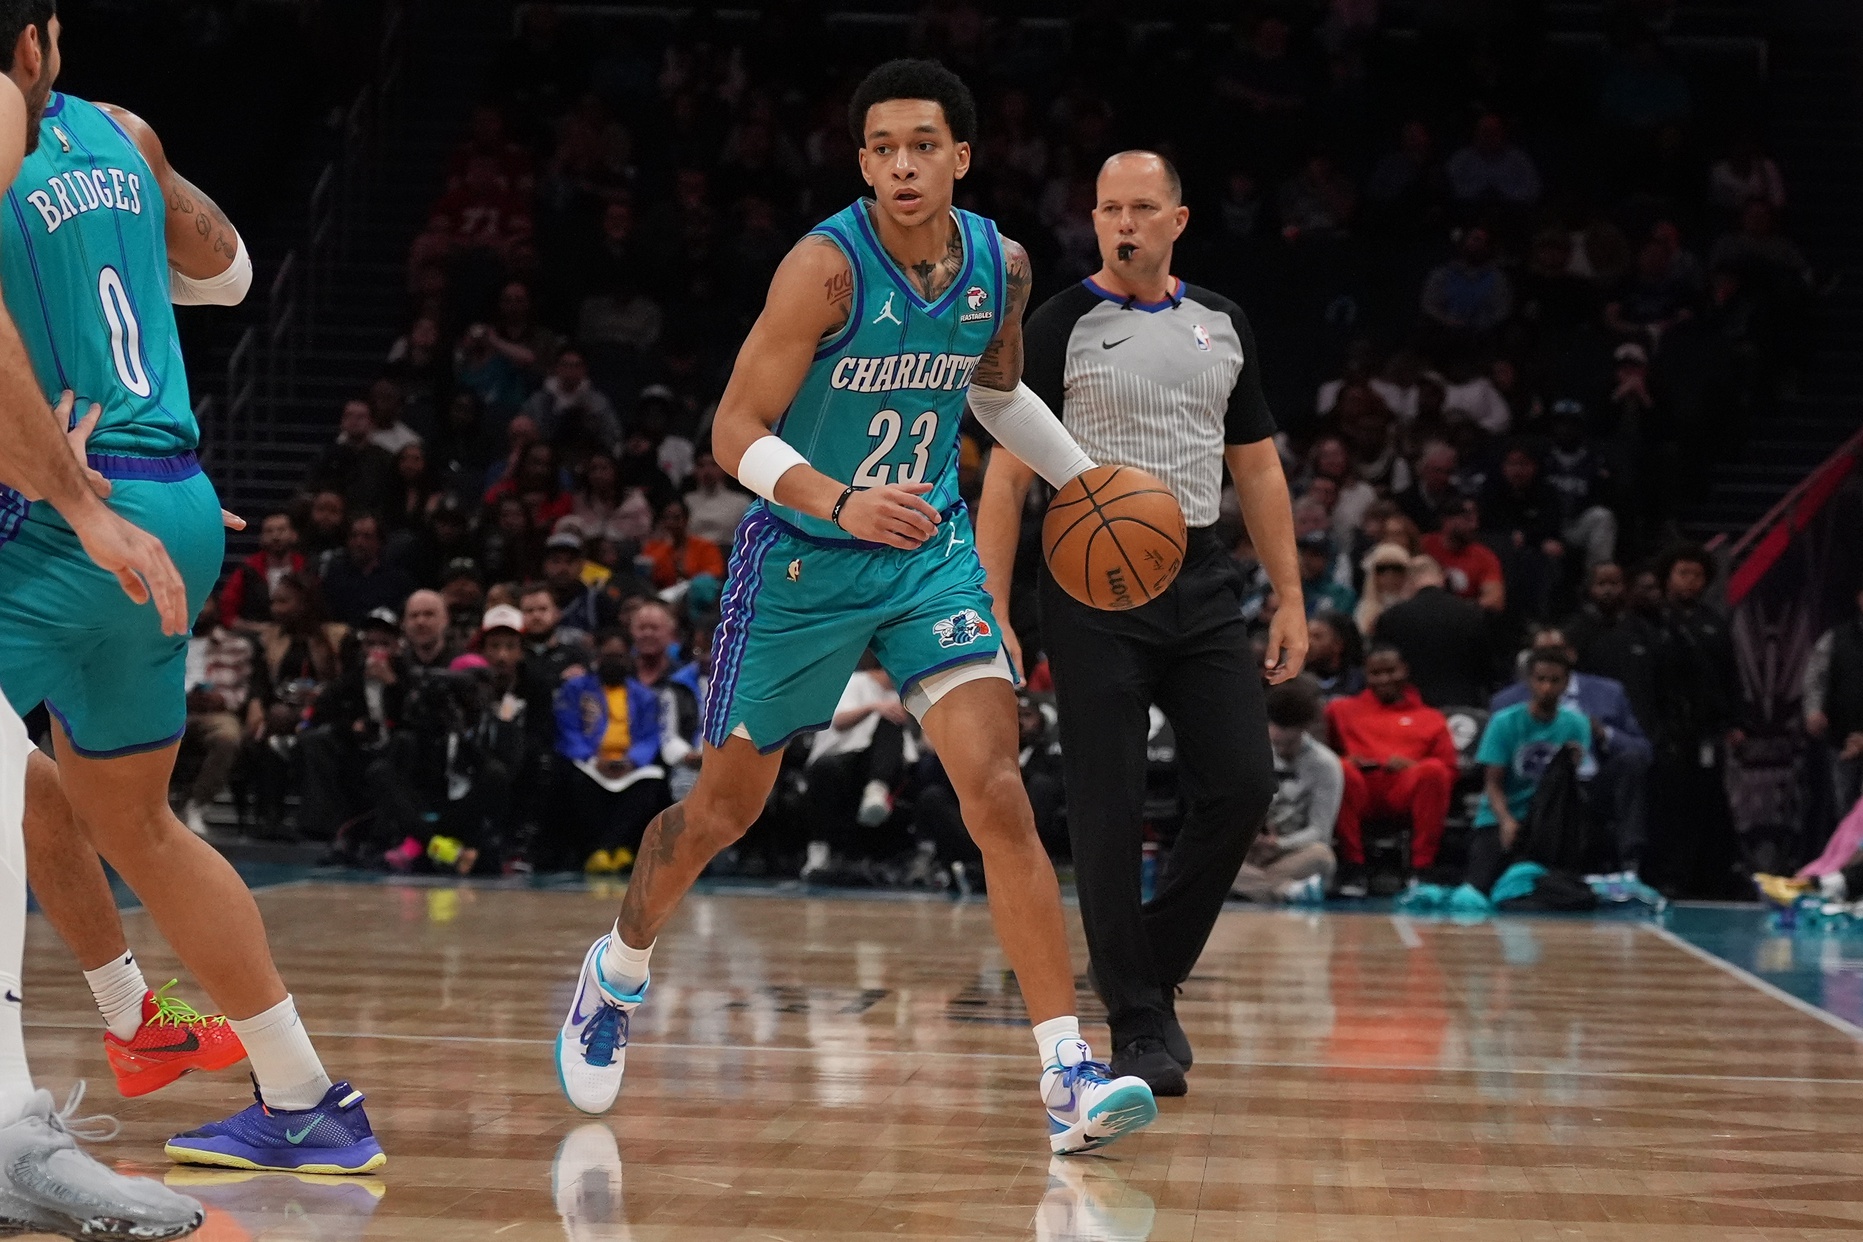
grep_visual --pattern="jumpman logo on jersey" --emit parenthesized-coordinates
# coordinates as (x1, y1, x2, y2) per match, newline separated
(873, 292, 905, 326)
(945, 522, 965, 558)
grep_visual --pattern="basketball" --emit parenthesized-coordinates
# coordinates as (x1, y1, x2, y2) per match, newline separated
(1042, 464, 1187, 611)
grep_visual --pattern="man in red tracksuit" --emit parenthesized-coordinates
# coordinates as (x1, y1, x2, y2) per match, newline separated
(1324, 645, 1459, 893)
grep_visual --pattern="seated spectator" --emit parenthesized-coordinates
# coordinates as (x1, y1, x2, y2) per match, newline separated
(180, 593, 268, 837)
(1709, 201, 1812, 298)
(1541, 403, 1619, 569)
(1326, 646, 1460, 893)
(399, 495, 477, 588)
(383, 441, 440, 540)
(544, 530, 622, 634)
(571, 451, 626, 533)
(552, 630, 668, 873)
(1297, 531, 1357, 619)
(520, 581, 595, 686)
(1563, 561, 1659, 730)
(1277, 152, 1356, 236)
(631, 599, 702, 800)
(1420, 496, 1506, 613)
(301, 488, 349, 568)
(439, 558, 489, 648)
(1709, 130, 1786, 218)
(1805, 585, 1863, 822)
(219, 511, 305, 629)
(489, 280, 561, 386)
(319, 513, 417, 629)
(1374, 555, 1493, 708)
(401, 589, 457, 672)
(616, 425, 679, 513)
(1516, 228, 1605, 339)
(250, 572, 338, 832)
(1364, 120, 1447, 239)
(1605, 235, 1697, 347)
(802, 661, 911, 880)
(456, 322, 533, 426)
(1446, 114, 1541, 207)
(366, 377, 421, 456)
(1395, 441, 1459, 533)
(917, 689, 1066, 884)
(1305, 613, 1365, 701)
(486, 441, 575, 532)
(1302, 434, 1376, 545)
(684, 448, 751, 546)
(298, 608, 408, 844)
(481, 495, 543, 586)
(384, 314, 451, 433)
(1331, 383, 1411, 493)
(1421, 226, 1512, 342)
(522, 349, 619, 468)
(641, 498, 726, 590)
(305, 399, 397, 517)
(637, 389, 697, 488)
(1354, 542, 1412, 637)
(1471, 651, 1594, 886)
(1235, 682, 1340, 903)
(1479, 444, 1566, 618)
(1494, 626, 1652, 875)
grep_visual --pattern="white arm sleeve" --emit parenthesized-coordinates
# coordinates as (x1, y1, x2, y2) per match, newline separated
(966, 381, 1095, 489)
(170, 235, 252, 307)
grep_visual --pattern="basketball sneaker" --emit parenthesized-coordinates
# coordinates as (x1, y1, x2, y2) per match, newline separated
(556, 935, 648, 1115)
(164, 1078, 386, 1174)
(105, 979, 247, 1098)
(0, 1085, 203, 1240)
(1042, 1037, 1158, 1155)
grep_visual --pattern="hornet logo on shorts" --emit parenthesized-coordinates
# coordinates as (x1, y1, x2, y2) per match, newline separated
(960, 285, 994, 324)
(933, 609, 993, 649)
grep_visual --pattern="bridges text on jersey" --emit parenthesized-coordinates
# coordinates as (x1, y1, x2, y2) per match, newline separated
(23, 167, 144, 234)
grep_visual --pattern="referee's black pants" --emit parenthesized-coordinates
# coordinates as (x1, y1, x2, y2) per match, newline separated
(1040, 527, 1275, 1049)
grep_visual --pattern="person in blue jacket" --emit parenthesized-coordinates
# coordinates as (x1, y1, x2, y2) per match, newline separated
(554, 631, 668, 873)
(1492, 624, 1651, 875)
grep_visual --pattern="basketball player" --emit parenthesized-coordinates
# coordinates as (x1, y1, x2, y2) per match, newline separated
(556, 59, 1158, 1155)
(0, 5, 383, 1174)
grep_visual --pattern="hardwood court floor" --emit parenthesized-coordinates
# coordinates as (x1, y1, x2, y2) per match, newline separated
(18, 882, 1863, 1240)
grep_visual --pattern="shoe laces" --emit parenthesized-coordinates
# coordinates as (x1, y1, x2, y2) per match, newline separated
(48, 1081, 121, 1144)
(150, 979, 228, 1029)
(580, 1005, 627, 1068)
(1057, 1058, 1116, 1091)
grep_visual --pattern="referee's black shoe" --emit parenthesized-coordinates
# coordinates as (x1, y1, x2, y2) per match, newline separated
(1162, 996, 1194, 1072)
(1112, 1038, 1188, 1097)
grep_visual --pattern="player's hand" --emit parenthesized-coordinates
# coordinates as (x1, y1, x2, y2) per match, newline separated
(1262, 607, 1308, 684)
(222, 509, 246, 531)
(67, 504, 189, 635)
(15, 391, 115, 503)
(835, 482, 941, 549)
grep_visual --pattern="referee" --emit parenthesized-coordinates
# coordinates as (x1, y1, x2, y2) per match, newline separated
(976, 151, 1307, 1096)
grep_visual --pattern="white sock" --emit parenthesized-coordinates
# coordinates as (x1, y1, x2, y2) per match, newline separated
(1032, 1015, 1085, 1070)
(83, 951, 149, 1042)
(229, 995, 332, 1110)
(0, 711, 34, 1119)
(600, 925, 653, 995)
(1821, 872, 1848, 901)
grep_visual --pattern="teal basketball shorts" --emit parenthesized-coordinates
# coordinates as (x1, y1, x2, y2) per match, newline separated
(0, 454, 225, 757)
(704, 503, 1013, 752)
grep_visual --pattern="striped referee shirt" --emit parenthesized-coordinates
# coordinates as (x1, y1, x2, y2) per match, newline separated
(1022, 277, 1275, 528)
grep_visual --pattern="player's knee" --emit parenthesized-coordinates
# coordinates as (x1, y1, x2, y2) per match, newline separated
(955, 763, 1033, 847)
(683, 783, 764, 846)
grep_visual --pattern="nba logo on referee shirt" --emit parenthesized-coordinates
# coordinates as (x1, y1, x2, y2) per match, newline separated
(1192, 324, 1211, 351)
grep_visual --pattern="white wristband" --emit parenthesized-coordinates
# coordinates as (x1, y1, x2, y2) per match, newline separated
(737, 434, 809, 504)
(170, 235, 252, 307)
(966, 381, 1095, 488)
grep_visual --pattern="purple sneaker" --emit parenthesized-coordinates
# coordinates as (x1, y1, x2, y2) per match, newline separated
(165, 1078, 386, 1174)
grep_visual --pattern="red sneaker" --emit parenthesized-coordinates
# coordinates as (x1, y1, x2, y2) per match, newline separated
(104, 980, 247, 1097)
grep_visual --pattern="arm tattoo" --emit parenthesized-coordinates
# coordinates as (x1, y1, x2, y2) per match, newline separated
(971, 238, 1033, 391)
(906, 223, 967, 300)
(802, 234, 853, 341)
(165, 172, 240, 261)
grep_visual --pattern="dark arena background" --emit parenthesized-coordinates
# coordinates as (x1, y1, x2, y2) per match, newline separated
(15, 1, 1863, 1238)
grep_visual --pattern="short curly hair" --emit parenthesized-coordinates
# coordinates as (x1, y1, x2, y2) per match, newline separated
(848, 58, 977, 146)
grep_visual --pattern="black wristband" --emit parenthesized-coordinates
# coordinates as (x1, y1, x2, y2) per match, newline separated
(830, 485, 861, 529)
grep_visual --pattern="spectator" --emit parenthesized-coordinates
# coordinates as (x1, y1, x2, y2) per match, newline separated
(401, 589, 457, 673)
(384, 315, 451, 433)
(1421, 226, 1513, 340)
(1395, 441, 1459, 533)
(1516, 228, 1605, 340)
(1479, 444, 1566, 618)
(483, 412, 541, 493)
(1354, 542, 1412, 637)
(1235, 682, 1340, 903)
(616, 420, 679, 511)
(571, 451, 628, 534)
(1493, 626, 1652, 875)
(1541, 403, 1619, 568)
(1305, 613, 1365, 701)
(641, 497, 726, 590)
(1297, 531, 1358, 619)
(801, 663, 911, 879)
(400, 495, 477, 588)
(545, 531, 623, 634)
(366, 377, 421, 456)
(385, 442, 439, 535)
(1374, 555, 1493, 708)
(1326, 646, 1461, 894)
(1364, 119, 1447, 239)
(683, 448, 750, 546)
(481, 495, 543, 586)
(298, 608, 408, 843)
(489, 280, 561, 385)
(319, 513, 417, 629)
(1804, 585, 1863, 822)
(1605, 235, 1697, 347)
(1420, 496, 1506, 613)
(486, 441, 576, 532)
(219, 511, 306, 629)
(522, 349, 620, 467)
(180, 594, 268, 838)
(251, 572, 337, 830)
(1472, 651, 1594, 883)
(1563, 562, 1660, 731)
(301, 488, 349, 568)
(1302, 434, 1377, 545)
(552, 630, 668, 873)
(1332, 384, 1411, 493)
(1277, 153, 1356, 236)
(439, 558, 489, 648)
(305, 399, 397, 517)
(1709, 131, 1786, 217)
(631, 599, 702, 800)
(1709, 201, 1812, 297)
(456, 322, 533, 427)
(1216, 15, 1310, 121)
(519, 581, 594, 687)
(1446, 114, 1542, 207)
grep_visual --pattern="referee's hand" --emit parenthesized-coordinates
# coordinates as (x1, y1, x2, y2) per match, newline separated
(1262, 608, 1309, 685)
(837, 482, 942, 549)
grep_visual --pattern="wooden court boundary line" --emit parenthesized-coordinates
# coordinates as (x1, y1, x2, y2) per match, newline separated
(1641, 922, 1863, 1044)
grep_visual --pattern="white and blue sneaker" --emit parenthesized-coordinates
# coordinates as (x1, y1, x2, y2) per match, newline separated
(556, 936, 648, 1115)
(1042, 1037, 1158, 1155)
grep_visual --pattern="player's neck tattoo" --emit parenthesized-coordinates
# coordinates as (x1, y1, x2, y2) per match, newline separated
(905, 223, 966, 300)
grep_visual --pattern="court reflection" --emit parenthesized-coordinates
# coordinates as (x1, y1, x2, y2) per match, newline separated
(1035, 1155, 1155, 1241)
(163, 1167, 384, 1242)
(553, 1122, 630, 1242)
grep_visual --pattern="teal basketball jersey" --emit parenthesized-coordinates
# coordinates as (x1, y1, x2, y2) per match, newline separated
(0, 93, 195, 456)
(766, 200, 1005, 541)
